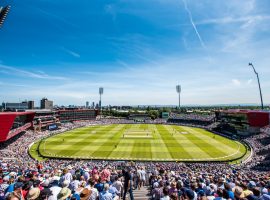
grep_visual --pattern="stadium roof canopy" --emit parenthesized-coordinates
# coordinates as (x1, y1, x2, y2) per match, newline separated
(0, 111, 35, 115)
(0, 112, 35, 142)
(223, 109, 270, 114)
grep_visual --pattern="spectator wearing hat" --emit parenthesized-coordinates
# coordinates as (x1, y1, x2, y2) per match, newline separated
(27, 187, 40, 200)
(233, 186, 244, 200)
(5, 193, 20, 200)
(57, 187, 71, 200)
(80, 188, 91, 200)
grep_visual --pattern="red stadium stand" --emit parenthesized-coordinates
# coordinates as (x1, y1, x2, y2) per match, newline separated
(0, 112, 35, 142)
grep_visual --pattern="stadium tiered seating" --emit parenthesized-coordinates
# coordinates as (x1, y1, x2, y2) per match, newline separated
(0, 120, 270, 200)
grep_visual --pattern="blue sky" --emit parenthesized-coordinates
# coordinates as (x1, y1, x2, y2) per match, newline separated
(0, 0, 270, 106)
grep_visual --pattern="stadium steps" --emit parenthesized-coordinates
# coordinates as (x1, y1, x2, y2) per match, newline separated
(132, 186, 150, 200)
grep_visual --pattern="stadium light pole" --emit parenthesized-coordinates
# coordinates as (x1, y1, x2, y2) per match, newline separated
(0, 5, 11, 28)
(248, 63, 264, 110)
(99, 87, 104, 117)
(176, 85, 181, 110)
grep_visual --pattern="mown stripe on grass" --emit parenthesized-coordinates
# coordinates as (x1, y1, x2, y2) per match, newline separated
(130, 139, 152, 159)
(72, 124, 125, 157)
(149, 124, 172, 160)
(108, 138, 134, 159)
(42, 124, 117, 157)
(163, 125, 210, 159)
(156, 125, 190, 159)
(90, 124, 127, 157)
(39, 125, 110, 156)
(39, 124, 246, 161)
(180, 126, 239, 160)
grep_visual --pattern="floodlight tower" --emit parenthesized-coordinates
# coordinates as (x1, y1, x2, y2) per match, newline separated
(0, 5, 11, 28)
(99, 87, 104, 116)
(176, 85, 181, 110)
(248, 63, 264, 110)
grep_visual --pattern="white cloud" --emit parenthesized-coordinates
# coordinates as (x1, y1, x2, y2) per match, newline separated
(196, 15, 270, 26)
(62, 47, 80, 58)
(0, 65, 68, 80)
(247, 79, 253, 85)
(232, 79, 241, 86)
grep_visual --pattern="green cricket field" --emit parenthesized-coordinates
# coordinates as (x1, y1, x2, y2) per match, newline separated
(31, 124, 247, 161)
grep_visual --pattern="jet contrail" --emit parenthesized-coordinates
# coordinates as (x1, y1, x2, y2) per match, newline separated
(182, 0, 206, 48)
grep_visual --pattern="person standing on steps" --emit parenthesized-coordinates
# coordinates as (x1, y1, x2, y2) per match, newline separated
(123, 167, 134, 200)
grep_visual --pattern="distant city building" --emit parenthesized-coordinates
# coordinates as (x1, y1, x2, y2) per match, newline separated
(92, 102, 95, 108)
(2, 101, 35, 110)
(86, 101, 89, 108)
(58, 108, 98, 122)
(40, 98, 53, 110)
(28, 101, 34, 109)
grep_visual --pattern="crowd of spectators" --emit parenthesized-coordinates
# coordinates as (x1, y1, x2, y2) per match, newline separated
(243, 130, 270, 171)
(260, 126, 270, 135)
(99, 118, 167, 124)
(168, 113, 215, 122)
(0, 119, 270, 200)
(167, 113, 215, 127)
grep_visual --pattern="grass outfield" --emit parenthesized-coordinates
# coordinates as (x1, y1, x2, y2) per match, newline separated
(31, 124, 248, 161)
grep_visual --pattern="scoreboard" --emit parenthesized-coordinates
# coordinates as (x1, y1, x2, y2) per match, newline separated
(162, 112, 169, 119)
